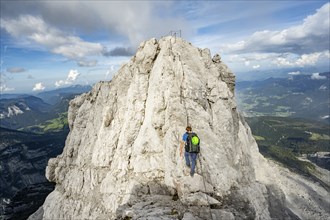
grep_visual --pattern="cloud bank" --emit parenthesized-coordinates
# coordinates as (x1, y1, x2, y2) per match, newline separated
(1, 15, 105, 66)
(219, 3, 329, 71)
(0, 1, 189, 59)
(223, 3, 329, 55)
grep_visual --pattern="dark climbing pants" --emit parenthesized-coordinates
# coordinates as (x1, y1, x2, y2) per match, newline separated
(185, 152, 198, 175)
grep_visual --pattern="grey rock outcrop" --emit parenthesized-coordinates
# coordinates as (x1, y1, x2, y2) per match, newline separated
(39, 37, 329, 219)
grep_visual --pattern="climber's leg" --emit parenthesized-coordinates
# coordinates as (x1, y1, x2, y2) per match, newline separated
(190, 153, 198, 176)
(184, 152, 191, 167)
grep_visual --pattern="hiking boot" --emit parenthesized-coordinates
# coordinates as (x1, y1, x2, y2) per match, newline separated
(190, 172, 194, 177)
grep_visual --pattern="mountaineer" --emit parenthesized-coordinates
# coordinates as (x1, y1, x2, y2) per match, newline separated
(180, 126, 200, 177)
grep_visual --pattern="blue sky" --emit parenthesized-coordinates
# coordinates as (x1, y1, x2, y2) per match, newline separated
(0, 0, 329, 93)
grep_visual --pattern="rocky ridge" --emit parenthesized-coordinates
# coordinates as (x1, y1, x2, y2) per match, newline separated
(36, 37, 329, 219)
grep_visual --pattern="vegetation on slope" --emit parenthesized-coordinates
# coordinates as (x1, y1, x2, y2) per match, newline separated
(258, 145, 316, 175)
(246, 116, 329, 176)
(22, 112, 68, 133)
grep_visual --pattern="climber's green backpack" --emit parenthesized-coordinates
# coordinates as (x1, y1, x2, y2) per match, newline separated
(185, 132, 200, 153)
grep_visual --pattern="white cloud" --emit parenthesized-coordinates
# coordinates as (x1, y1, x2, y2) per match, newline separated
(0, 84, 15, 92)
(54, 80, 65, 87)
(0, 15, 104, 62)
(82, 2, 189, 47)
(32, 82, 45, 91)
(55, 69, 81, 87)
(288, 71, 300, 75)
(311, 72, 326, 80)
(226, 53, 279, 71)
(222, 3, 330, 55)
(51, 40, 104, 59)
(295, 52, 322, 66)
(274, 51, 325, 67)
(228, 53, 280, 63)
(274, 57, 293, 67)
(67, 70, 80, 81)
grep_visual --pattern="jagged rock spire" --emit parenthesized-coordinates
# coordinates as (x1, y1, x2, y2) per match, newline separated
(38, 37, 330, 220)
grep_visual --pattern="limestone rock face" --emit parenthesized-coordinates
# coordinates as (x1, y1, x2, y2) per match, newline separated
(40, 37, 330, 220)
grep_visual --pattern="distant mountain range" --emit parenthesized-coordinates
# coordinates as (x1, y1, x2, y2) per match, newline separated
(235, 66, 329, 82)
(37, 84, 92, 105)
(0, 85, 91, 103)
(0, 96, 52, 130)
(0, 85, 91, 131)
(236, 72, 330, 123)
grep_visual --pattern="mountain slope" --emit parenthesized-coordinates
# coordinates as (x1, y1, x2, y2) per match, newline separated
(236, 73, 330, 123)
(0, 127, 67, 219)
(0, 96, 52, 129)
(38, 37, 329, 219)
